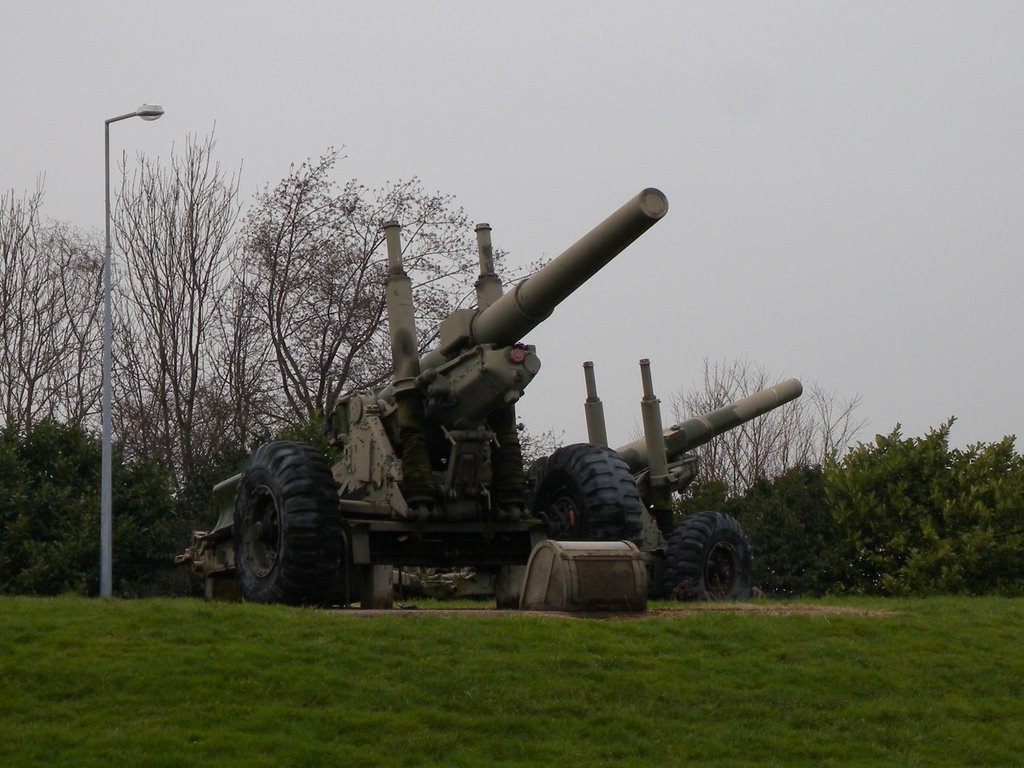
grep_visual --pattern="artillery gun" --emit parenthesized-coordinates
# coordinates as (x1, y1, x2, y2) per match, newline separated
(527, 361, 801, 603)
(178, 188, 802, 609)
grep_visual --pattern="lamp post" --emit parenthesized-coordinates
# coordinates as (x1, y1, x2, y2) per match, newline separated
(101, 104, 164, 598)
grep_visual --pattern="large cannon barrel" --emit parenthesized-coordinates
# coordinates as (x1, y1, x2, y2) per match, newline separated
(469, 188, 668, 347)
(616, 378, 804, 473)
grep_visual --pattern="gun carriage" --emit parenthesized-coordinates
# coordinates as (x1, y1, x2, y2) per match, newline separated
(178, 188, 801, 609)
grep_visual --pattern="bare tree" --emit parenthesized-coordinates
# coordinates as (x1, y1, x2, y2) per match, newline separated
(0, 183, 103, 429)
(519, 426, 565, 466)
(113, 133, 242, 484)
(672, 357, 863, 494)
(207, 261, 280, 451)
(240, 149, 480, 425)
(0, 183, 47, 427)
(42, 222, 104, 424)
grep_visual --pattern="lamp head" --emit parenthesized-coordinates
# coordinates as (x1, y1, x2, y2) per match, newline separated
(136, 104, 164, 121)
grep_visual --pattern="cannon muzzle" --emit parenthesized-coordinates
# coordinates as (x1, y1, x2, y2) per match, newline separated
(616, 378, 804, 473)
(470, 188, 668, 347)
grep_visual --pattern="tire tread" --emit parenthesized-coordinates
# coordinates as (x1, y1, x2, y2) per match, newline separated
(234, 441, 341, 604)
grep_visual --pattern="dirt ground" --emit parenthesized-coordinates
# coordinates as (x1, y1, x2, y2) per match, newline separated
(650, 603, 896, 618)
(326, 603, 897, 619)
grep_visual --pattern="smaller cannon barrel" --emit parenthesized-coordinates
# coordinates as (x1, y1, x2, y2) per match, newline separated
(616, 378, 804, 474)
(470, 188, 668, 347)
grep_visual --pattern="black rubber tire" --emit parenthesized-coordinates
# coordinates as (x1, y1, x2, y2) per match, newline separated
(530, 443, 644, 542)
(233, 441, 342, 604)
(664, 511, 753, 601)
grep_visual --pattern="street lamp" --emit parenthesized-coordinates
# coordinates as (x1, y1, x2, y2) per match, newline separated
(101, 104, 164, 598)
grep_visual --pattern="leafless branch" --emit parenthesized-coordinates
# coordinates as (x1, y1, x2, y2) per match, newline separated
(671, 357, 863, 494)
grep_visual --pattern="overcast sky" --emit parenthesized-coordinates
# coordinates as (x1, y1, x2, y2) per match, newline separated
(3, 1, 1022, 450)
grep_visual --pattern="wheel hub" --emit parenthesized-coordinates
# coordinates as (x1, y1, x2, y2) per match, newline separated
(704, 541, 739, 600)
(244, 486, 280, 578)
(547, 496, 578, 538)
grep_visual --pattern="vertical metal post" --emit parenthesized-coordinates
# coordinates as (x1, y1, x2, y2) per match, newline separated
(639, 359, 673, 532)
(100, 105, 162, 598)
(382, 220, 422, 385)
(100, 120, 114, 598)
(582, 361, 608, 447)
(474, 223, 503, 309)
(382, 220, 433, 512)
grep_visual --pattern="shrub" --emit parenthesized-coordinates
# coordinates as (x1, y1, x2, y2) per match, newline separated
(0, 420, 178, 596)
(826, 419, 1024, 596)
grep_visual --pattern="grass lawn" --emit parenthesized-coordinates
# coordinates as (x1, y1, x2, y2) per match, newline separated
(1, 596, 1021, 767)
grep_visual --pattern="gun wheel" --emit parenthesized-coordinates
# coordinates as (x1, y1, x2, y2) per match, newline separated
(530, 443, 644, 542)
(234, 441, 342, 604)
(665, 511, 753, 601)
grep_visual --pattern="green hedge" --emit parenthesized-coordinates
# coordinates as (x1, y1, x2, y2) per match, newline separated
(826, 420, 1024, 596)
(4, 418, 1023, 598)
(679, 420, 1024, 597)
(0, 421, 185, 596)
